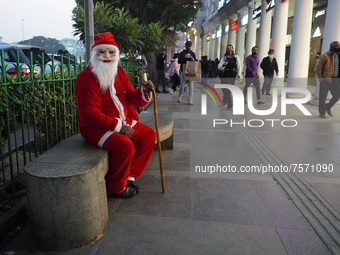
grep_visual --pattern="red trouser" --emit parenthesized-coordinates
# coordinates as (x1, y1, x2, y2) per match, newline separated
(80, 122, 156, 194)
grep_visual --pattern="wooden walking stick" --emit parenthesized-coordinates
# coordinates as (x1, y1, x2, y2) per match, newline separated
(144, 74, 165, 193)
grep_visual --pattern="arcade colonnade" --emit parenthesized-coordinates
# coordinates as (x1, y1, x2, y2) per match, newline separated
(186, 0, 340, 88)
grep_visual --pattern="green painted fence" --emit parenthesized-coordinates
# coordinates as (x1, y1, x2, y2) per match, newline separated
(0, 49, 144, 209)
(0, 49, 87, 207)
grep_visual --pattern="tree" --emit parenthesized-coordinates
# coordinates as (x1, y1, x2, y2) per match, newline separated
(75, 0, 202, 35)
(109, 8, 144, 60)
(18, 36, 66, 54)
(73, 4, 164, 61)
(73, 2, 114, 42)
(73, 0, 201, 80)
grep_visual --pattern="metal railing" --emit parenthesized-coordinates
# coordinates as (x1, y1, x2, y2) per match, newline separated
(0, 50, 87, 208)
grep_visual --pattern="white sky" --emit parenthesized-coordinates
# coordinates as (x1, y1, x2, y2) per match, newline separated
(0, 0, 79, 43)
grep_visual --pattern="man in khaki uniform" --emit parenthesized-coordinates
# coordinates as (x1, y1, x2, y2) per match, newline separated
(317, 41, 340, 118)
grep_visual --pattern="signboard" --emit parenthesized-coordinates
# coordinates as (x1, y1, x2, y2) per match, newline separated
(218, 0, 231, 10)
(266, 0, 275, 12)
(253, 0, 275, 18)
(240, 14, 248, 26)
(225, 25, 229, 34)
(253, 6, 262, 19)
(231, 21, 238, 31)
(313, 27, 321, 38)
(217, 29, 222, 38)
(218, 0, 224, 10)
(315, 10, 325, 18)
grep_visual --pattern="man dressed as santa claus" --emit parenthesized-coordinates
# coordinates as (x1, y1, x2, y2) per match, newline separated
(75, 32, 156, 198)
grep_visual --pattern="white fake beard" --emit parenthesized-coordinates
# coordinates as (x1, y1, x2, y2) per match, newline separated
(90, 51, 120, 92)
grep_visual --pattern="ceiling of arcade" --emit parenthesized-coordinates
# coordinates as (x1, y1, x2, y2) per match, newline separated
(199, 0, 329, 33)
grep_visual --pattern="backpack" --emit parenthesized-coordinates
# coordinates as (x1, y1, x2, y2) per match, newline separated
(168, 62, 175, 77)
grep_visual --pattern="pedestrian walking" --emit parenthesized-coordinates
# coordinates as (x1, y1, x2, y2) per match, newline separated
(178, 41, 197, 105)
(317, 41, 340, 118)
(243, 46, 264, 105)
(218, 44, 240, 110)
(168, 53, 180, 94)
(260, 49, 278, 95)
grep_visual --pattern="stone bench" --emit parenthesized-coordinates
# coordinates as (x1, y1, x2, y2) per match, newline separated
(24, 111, 173, 251)
(25, 134, 109, 251)
(138, 111, 174, 150)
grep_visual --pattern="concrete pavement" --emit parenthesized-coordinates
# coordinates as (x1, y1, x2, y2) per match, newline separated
(3, 80, 340, 255)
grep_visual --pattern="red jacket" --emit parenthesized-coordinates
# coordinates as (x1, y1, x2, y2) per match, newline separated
(75, 65, 150, 133)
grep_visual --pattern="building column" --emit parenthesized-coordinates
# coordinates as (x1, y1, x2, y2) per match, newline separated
(287, 0, 314, 88)
(193, 26, 201, 59)
(191, 30, 197, 55)
(236, 11, 246, 73)
(245, 3, 256, 64)
(258, 0, 272, 72)
(228, 14, 237, 48)
(271, 0, 289, 88)
(206, 30, 212, 59)
(220, 20, 229, 59)
(321, 0, 340, 53)
(214, 25, 222, 60)
(209, 29, 215, 60)
(203, 31, 209, 57)
(196, 34, 201, 59)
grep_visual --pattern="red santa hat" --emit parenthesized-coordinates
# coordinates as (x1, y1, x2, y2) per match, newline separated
(92, 32, 120, 52)
(268, 49, 274, 54)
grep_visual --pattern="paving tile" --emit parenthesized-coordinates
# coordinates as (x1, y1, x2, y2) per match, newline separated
(276, 228, 328, 255)
(173, 129, 190, 143)
(116, 176, 191, 219)
(168, 105, 193, 113)
(98, 213, 287, 255)
(190, 130, 264, 174)
(309, 182, 340, 214)
(251, 180, 310, 230)
(146, 145, 190, 172)
(191, 178, 273, 227)
(2, 222, 101, 255)
(174, 118, 191, 129)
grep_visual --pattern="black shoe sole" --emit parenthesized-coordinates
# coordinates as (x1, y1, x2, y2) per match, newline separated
(108, 186, 136, 198)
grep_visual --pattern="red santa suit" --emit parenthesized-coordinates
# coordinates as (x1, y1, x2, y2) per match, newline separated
(75, 34, 156, 195)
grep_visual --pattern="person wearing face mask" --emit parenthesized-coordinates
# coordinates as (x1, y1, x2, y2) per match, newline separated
(317, 41, 340, 118)
(243, 46, 265, 105)
(75, 32, 156, 198)
(178, 41, 197, 105)
(260, 49, 279, 95)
